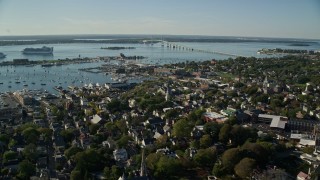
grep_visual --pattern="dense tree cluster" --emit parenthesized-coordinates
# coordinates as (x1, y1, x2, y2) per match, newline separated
(0, 123, 53, 179)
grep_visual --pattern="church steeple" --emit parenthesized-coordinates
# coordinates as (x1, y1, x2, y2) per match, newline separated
(140, 148, 147, 177)
(263, 76, 269, 88)
(118, 173, 126, 180)
(165, 83, 171, 102)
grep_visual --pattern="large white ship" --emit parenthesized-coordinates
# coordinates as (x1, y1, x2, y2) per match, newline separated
(22, 46, 53, 54)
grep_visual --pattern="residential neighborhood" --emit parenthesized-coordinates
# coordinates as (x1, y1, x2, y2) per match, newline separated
(1, 55, 320, 179)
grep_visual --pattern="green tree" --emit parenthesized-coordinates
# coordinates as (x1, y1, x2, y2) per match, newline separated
(156, 135, 169, 149)
(302, 146, 314, 154)
(0, 134, 10, 145)
(204, 122, 221, 141)
(172, 118, 193, 138)
(115, 120, 128, 134)
(17, 160, 36, 179)
(188, 108, 205, 122)
(193, 148, 217, 168)
(146, 153, 161, 170)
(200, 134, 212, 148)
(190, 140, 200, 149)
(38, 128, 53, 142)
(212, 163, 227, 178)
(164, 109, 179, 119)
(234, 158, 256, 179)
(116, 135, 131, 148)
(70, 170, 83, 180)
(297, 76, 310, 84)
(17, 123, 39, 133)
(92, 134, 104, 144)
(257, 141, 276, 156)
(105, 122, 118, 136)
(103, 167, 111, 179)
(74, 149, 106, 172)
(23, 143, 38, 162)
(241, 142, 268, 165)
(1, 168, 9, 176)
(270, 99, 283, 109)
(22, 127, 40, 144)
(89, 124, 100, 135)
(230, 125, 257, 146)
(219, 124, 231, 144)
(254, 94, 269, 104)
(234, 82, 244, 88)
(3, 151, 17, 162)
(65, 146, 83, 159)
(245, 86, 258, 95)
(107, 99, 129, 113)
(154, 156, 181, 178)
(226, 115, 237, 125)
(8, 139, 17, 149)
(60, 128, 76, 144)
(103, 166, 122, 180)
(221, 148, 242, 173)
(111, 165, 122, 179)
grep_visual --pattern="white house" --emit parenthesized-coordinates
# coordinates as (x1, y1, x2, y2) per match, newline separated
(90, 114, 102, 124)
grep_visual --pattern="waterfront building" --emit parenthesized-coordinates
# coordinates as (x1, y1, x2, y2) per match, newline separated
(13, 91, 35, 106)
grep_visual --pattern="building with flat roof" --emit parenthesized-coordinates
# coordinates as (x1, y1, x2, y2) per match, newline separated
(203, 112, 228, 123)
(13, 91, 35, 106)
(258, 114, 288, 129)
(0, 93, 20, 118)
(287, 119, 319, 132)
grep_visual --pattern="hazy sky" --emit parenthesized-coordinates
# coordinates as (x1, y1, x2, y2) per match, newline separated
(0, 0, 319, 39)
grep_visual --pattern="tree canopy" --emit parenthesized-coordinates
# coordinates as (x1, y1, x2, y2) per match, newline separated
(221, 148, 242, 173)
(17, 160, 36, 179)
(193, 148, 217, 168)
(234, 158, 256, 179)
(172, 118, 193, 138)
(74, 149, 106, 172)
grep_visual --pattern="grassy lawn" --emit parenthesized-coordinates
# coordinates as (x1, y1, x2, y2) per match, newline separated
(294, 83, 306, 89)
(216, 72, 236, 83)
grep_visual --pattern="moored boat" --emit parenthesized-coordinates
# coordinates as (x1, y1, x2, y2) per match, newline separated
(0, 52, 6, 58)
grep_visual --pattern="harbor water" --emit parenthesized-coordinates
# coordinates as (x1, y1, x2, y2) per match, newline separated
(0, 40, 319, 93)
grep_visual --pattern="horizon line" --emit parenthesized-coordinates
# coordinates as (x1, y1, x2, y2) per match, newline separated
(0, 33, 319, 41)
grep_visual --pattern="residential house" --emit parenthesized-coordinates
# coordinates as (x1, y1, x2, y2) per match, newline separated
(297, 171, 311, 180)
(90, 114, 103, 124)
(113, 148, 128, 162)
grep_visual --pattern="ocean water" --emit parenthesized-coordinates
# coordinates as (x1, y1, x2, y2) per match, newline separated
(0, 41, 319, 63)
(0, 40, 319, 93)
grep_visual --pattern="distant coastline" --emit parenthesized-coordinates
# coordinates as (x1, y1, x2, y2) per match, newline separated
(0, 35, 318, 46)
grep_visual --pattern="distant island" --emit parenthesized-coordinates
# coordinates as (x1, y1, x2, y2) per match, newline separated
(101, 47, 135, 50)
(289, 43, 310, 46)
(257, 48, 318, 55)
